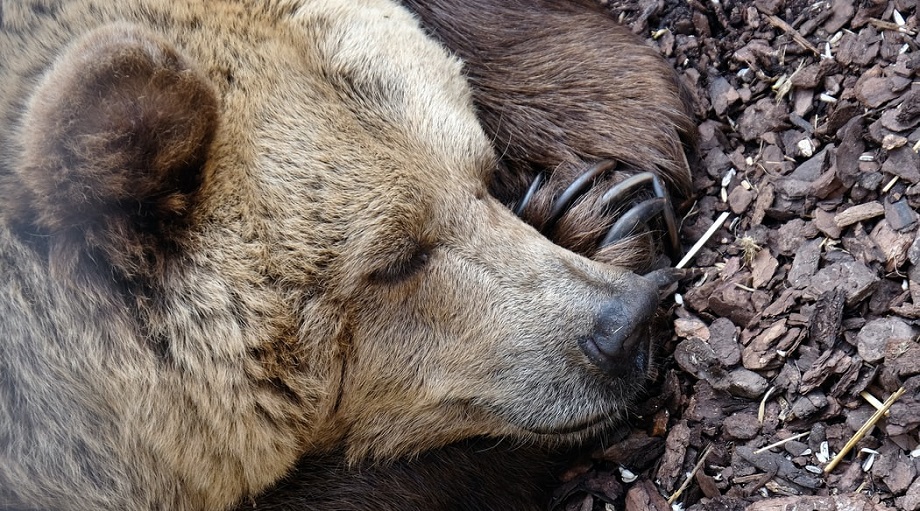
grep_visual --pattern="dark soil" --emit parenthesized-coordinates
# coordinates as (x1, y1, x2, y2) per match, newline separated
(556, 1, 920, 509)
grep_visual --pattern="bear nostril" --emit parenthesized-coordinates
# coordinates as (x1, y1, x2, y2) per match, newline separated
(578, 273, 660, 375)
(592, 312, 638, 358)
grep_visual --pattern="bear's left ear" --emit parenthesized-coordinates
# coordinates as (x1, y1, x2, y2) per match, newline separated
(15, 23, 218, 238)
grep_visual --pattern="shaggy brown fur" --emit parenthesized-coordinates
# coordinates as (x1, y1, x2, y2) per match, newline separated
(0, 0, 693, 510)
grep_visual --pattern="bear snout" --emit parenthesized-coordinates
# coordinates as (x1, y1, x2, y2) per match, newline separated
(578, 272, 660, 377)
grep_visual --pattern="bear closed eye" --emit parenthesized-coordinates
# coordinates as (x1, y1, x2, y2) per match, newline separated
(368, 243, 431, 284)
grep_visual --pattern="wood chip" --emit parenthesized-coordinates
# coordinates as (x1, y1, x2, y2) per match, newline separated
(834, 201, 885, 228)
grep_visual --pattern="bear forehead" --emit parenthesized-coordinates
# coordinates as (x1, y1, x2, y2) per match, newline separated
(151, 0, 499, 277)
(195, 0, 496, 206)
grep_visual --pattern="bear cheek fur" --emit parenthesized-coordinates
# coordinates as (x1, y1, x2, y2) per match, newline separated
(239, 61, 643, 459)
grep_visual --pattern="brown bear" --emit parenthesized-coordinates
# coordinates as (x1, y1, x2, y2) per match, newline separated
(0, 1, 694, 510)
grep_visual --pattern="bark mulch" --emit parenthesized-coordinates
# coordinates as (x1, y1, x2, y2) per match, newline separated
(555, 1, 920, 509)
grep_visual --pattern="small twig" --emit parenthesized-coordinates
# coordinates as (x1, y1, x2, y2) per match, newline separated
(758, 386, 775, 423)
(667, 444, 714, 504)
(754, 431, 810, 455)
(868, 18, 917, 35)
(677, 211, 731, 269)
(762, 13, 822, 56)
(824, 387, 907, 473)
(744, 467, 778, 496)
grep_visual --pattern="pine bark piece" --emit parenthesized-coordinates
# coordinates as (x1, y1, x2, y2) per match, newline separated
(803, 260, 879, 306)
(735, 445, 823, 490)
(657, 421, 691, 493)
(856, 317, 917, 364)
(808, 288, 846, 348)
(751, 248, 779, 289)
(625, 479, 670, 511)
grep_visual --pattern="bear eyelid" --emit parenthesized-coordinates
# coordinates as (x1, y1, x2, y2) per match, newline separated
(368, 244, 431, 285)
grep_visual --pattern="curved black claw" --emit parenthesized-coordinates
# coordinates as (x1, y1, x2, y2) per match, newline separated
(513, 172, 544, 217)
(642, 267, 687, 289)
(545, 160, 618, 231)
(513, 165, 682, 265)
(602, 197, 666, 247)
(599, 172, 681, 263)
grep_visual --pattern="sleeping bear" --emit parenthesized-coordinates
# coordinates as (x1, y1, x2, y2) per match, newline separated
(0, 0, 695, 510)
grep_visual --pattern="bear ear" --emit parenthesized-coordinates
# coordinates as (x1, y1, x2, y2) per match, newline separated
(15, 23, 218, 236)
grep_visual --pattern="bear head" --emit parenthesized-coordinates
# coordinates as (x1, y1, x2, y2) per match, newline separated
(0, 1, 667, 507)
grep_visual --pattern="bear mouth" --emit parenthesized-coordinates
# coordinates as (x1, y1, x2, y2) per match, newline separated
(523, 412, 613, 436)
(512, 372, 651, 437)
(515, 332, 656, 438)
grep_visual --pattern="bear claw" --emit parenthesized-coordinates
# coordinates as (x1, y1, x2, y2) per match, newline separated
(515, 165, 682, 266)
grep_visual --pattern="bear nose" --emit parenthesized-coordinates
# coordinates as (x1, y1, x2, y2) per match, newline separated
(578, 272, 660, 375)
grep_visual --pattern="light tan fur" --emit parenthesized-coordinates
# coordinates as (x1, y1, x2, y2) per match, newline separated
(0, 1, 660, 509)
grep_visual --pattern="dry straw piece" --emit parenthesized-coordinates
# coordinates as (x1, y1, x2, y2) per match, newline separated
(823, 386, 907, 473)
(667, 444, 714, 505)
